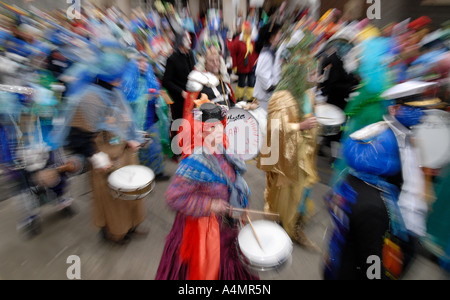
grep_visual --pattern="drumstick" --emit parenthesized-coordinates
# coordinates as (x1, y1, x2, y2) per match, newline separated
(56, 161, 75, 173)
(231, 207, 280, 218)
(246, 213, 264, 251)
(315, 116, 333, 120)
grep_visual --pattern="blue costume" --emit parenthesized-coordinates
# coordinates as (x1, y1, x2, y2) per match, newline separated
(324, 123, 409, 280)
(121, 58, 166, 176)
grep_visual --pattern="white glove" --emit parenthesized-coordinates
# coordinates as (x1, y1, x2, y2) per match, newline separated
(89, 152, 111, 170)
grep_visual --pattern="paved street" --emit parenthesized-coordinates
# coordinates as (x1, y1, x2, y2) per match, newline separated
(0, 152, 448, 280)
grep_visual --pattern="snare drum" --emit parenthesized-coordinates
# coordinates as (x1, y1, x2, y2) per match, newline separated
(226, 108, 262, 161)
(412, 109, 450, 169)
(108, 165, 155, 200)
(237, 220, 293, 272)
(315, 103, 346, 136)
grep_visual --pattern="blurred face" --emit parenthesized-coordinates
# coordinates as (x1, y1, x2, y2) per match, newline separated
(271, 30, 282, 47)
(205, 52, 221, 75)
(181, 32, 192, 52)
(138, 57, 148, 73)
(202, 122, 224, 149)
(243, 25, 252, 37)
(110, 78, 122, 87)
(388, 104, 401, 117)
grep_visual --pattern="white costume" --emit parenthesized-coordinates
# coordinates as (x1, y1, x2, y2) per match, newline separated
(384, 114, 427, 237)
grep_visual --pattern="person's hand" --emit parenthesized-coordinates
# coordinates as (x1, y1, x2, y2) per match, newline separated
(148, 88, 158, 95)
(210, 199, 230, 215)
(299, 116, 317, 131)
(97, 163, 112, 173)
(181, 90, 188, 99)
(89, 152, 112, 172)
(127, 140, 141, 153)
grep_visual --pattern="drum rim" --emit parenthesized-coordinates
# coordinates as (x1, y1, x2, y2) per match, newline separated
(236, 240, 293, 272)
(315, 103, 346, 126)
(108, 165, 155, 192)
(319, 124, 342, 136)
(109, 180, 156, 200)
(226, 107, 262, 161)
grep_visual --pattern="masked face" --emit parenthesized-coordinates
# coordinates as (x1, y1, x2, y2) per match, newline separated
(243, 26, 252, 38)
(395, 105, 425, 128)
(242, 22, 252, 38)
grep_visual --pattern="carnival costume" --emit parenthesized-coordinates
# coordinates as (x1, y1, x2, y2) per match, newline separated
(257, 32, 320, 248)
(156, 103, 257, 280)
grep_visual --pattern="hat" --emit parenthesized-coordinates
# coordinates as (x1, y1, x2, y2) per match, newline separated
(408, 16, 432, 31)
(199, 102, 225, 123)
(381, 80, 442, 108)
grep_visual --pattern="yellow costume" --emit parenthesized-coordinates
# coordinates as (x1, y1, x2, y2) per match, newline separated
(257, 89, 319, 247)
(257, 30, 320, 248)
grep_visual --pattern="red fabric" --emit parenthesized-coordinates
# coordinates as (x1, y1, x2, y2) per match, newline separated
(408, 16, 432, 31)
(227, 82, 236, 104)
(229, 37, 258, 74)
(299, 8, 309, 20)
(177, 115, 228, 159)
(183, 91, 200, 120)
(133, 33, 144, 52)
(226, 39, 235, 60)
(178, 91, 199, 158)
(177, 89, 231, 159)
(179, 215, 220, 280)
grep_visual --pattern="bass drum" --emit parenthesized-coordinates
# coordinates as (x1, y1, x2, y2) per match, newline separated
(412, 109, 450, 169)
(226, 107, 262, 161)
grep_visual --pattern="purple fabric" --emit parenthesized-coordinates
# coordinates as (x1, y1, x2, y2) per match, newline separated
(218, 220, 259, 280)
(164, 154, 234, 217)
(155, 214, 188, 280)
(155, 214, 258, 280)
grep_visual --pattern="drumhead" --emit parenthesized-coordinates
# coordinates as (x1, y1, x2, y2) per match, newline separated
(108, 165, 155, 192)
(413, 109, 450, 169)
(226, 108, 261, 160)
(238, 220, 293, 269)
(315, 104, 346, 126)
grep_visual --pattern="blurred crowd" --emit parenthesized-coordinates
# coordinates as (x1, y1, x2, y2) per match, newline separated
(0, 0, 449, 280)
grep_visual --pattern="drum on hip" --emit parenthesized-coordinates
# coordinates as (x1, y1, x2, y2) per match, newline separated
(108, 165, 155, 200)
(315, 103, 346, 136)
(237, 220, 293, 272)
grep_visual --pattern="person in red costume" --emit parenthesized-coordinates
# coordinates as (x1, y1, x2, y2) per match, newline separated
(230, 21, 259, 102)
(175, 45, 236, 158)
(155, 102, 257, 280)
